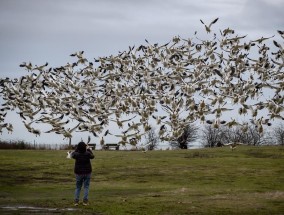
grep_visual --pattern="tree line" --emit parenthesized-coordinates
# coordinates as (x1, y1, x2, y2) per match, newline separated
(1, 123, 283, 150)
(144, 123, 284, 150)
(0, 139, 69, 150)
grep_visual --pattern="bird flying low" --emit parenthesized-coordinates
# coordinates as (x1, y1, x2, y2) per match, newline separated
(66, 151, 72, 159)
(224, 142, 244, 151)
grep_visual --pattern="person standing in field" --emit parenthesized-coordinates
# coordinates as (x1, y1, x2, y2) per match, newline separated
(71, 141, 95, 206)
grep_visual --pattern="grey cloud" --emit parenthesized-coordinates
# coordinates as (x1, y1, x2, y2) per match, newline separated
(224, 0, 284, 36)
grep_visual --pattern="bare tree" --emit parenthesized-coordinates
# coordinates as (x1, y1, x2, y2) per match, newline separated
(273, 123, 284, 146)
(243, 125, 263, 145)
(223, 125, 262, 146)
(261, 130, 277, 145)
(200, 125, 223, 148)
(144, 127, 160, 150)
(170, 124, 199, 149)
(200, 124, 264, 147)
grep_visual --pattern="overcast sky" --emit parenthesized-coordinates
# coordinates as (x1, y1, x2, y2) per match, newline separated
(0, 0, 283, 146)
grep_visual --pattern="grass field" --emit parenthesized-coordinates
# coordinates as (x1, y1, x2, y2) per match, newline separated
(0, 146, 283, 215)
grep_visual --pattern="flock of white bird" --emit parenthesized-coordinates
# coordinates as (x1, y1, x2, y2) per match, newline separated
(0, 19, 283, 147)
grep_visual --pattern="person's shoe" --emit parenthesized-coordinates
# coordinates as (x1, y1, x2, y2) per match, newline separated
(83, 200, 89, 206)
(74, 200, 79, 206)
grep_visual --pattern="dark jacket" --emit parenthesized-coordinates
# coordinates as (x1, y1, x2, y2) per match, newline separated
(72, 144, 94, 175)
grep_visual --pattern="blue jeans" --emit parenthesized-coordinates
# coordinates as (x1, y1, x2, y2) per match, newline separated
(74, 174, 91, 202)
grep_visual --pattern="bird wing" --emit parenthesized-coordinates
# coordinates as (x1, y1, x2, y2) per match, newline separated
(87, 135, 91, 144)
(209, 18, 219, 28)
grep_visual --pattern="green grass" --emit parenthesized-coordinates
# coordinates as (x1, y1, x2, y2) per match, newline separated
(0, 146, 283, 214)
